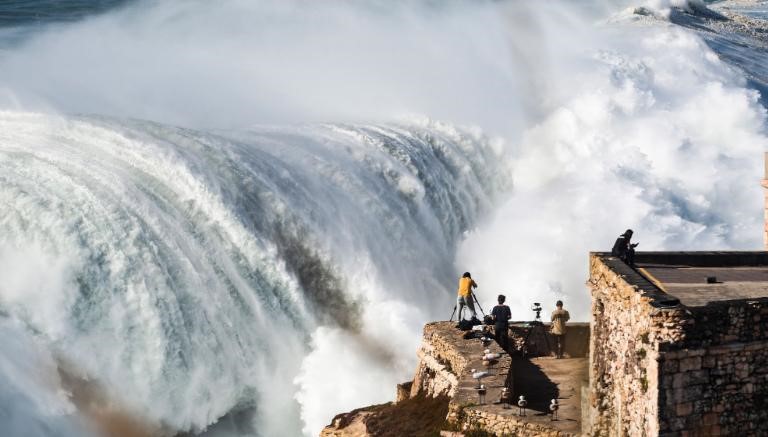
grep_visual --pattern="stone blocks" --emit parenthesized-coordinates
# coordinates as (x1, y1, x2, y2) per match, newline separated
(589, 253, 768, 436)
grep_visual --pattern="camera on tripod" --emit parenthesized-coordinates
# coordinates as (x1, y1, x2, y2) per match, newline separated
(530, 302, 543, 325)
(521, 301, 549, 357)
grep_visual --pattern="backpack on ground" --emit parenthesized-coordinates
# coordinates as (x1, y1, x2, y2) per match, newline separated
(457, 319, 474, 331)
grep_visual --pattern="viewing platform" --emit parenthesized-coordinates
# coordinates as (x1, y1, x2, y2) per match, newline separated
(411, 321, 589, 436)
(321, 320, 590, 436)
(438, 321, 588, 436)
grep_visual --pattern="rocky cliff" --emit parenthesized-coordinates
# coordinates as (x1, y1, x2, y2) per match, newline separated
(323, 321, 566, 437)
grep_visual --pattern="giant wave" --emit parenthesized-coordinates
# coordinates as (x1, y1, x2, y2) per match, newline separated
(0, 112, 502, 436)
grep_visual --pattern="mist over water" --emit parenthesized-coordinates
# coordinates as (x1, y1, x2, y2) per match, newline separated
(0, 0, 767, 436)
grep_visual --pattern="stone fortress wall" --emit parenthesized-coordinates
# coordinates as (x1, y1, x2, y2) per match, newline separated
(587, 254, 685, 436)
(588, 252, 768, 436)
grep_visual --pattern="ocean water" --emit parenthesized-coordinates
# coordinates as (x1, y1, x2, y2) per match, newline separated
(0, 0, 129, 26)
(0, 1, 767, 436)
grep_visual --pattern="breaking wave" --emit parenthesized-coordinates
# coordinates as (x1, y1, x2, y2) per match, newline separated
(0, 112, 502, 436)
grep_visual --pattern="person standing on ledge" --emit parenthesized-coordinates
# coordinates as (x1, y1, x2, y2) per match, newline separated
(611, 229, 638, 266)
(550, 300, 570, 359)
(491, 294, 511, 351)
(457, 272, 478, 320)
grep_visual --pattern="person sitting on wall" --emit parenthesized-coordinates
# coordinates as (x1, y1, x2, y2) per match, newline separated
(491, 294, 511, 351)
(611, 229, 638, 266)
(550, 300, 570, 359)
(457, 272, 478, 321)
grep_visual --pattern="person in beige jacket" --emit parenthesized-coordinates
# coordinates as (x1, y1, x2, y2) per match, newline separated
(551, 300, 570, 359)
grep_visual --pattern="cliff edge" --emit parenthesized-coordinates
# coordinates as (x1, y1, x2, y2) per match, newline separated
(320, 321, 581, 437)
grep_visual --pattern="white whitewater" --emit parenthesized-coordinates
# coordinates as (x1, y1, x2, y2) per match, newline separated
(0, 113, 502, 436)
(0, 1, 768, 436)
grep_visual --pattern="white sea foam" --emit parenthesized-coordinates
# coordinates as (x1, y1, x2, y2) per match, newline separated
(0, 317, 89, 437)
(0, 111, 499, 436)
(461, 22, 767, 319)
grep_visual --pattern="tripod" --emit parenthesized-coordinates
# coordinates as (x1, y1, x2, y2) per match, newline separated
(521, 306, 551, 357)
(449, 291, 486, 321)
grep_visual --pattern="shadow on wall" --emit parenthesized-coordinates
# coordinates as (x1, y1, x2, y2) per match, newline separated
(508, 323, 590, 358)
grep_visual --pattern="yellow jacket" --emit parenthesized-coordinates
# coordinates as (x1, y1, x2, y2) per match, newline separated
(457, 277, 476, 297)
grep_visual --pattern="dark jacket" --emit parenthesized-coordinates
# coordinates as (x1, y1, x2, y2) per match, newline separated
(612, 235, 629, 257)
(491, 305, 511, 329)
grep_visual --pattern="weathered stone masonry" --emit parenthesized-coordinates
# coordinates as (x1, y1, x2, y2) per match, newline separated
(588, 252, 768, 436)
(657, 299, 768, 436)
(588, 254, 679, 436)
(409, 322, 516, 429)
(410, 322, 469, 400)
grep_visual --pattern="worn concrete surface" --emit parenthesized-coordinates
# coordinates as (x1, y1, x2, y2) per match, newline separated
(639, 265, 768, 307)
(509, 356, 588, 435)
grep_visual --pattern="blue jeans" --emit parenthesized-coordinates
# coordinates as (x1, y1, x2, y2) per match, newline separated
(457, 295, 476, 320)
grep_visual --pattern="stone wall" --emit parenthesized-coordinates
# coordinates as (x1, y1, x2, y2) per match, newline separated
(657, 298, 768, 435)
(588, 252, 768, 436)
(409, 322, 470, 399)
(462, 409, 576, 437)
(587, 255, 686, 436)
(675, 298, 768, 347)
(508, 323, 590, 358)
(657, 341, 768, 435)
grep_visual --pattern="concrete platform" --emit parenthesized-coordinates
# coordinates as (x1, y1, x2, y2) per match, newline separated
(509, 357, 587, 435)
(638, 265, 768, 307)
(446, 324, 511, 412)
(457, 355, 587, 436)
(439, 318, 587, 436)
(602, 251, 768, 309)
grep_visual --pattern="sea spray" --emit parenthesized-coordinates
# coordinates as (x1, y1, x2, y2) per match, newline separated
(0, 317, 88, 437)
(461, 18, 767, 321)
(0, 112, 502, 435)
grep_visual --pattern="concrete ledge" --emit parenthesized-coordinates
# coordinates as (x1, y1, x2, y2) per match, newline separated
(414, 322, 579, 436)
(594, 251, 768, 267)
